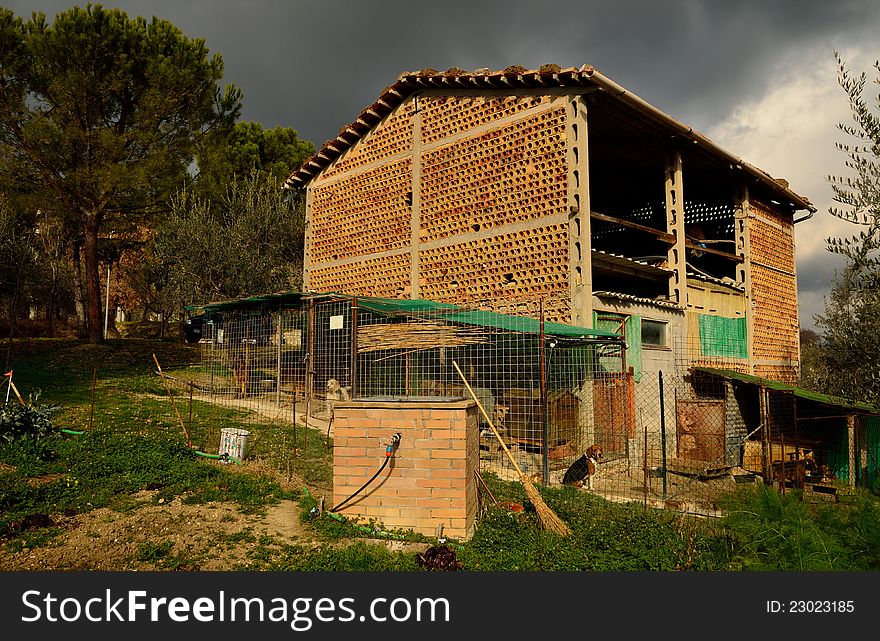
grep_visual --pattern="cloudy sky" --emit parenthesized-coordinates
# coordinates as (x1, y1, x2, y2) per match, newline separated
(7, 0, 880, 330)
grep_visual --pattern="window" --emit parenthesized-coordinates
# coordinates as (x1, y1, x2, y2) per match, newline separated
(641, 319, 667, 348)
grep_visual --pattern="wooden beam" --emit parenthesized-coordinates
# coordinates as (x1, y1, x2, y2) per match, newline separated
(590, 210, 676, 244)
(685, 242, 744, 262)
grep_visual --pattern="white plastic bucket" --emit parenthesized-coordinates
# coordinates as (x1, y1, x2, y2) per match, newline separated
(219, 427, 249, 461)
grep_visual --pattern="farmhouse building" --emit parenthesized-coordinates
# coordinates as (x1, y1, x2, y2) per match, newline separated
(286, 64, 814, 384)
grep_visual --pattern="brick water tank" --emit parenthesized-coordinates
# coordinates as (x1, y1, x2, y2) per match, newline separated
(331, 397, 479, 540)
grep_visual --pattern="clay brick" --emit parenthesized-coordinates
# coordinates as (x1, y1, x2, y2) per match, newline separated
(432, 448, 467, 460)
(432, 468, 466, 479)
(335, 408, 372, 420)
(421, 429, 455, 440)
(394, 487, 433, 498)
(422, 418, 456, 430)
(430, 487, 465, 499)
(420, 459, 452, 469)
(333, 447, 367, 458)
(415, 497, 454, 509)
(416, 478, 453, 489)
(339, 419, 376, 431)
(399, 448, 433, 460)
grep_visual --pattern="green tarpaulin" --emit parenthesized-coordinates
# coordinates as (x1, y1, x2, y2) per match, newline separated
(698, 314, 748, 359)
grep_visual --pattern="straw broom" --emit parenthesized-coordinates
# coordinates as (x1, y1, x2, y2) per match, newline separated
(452, 361, 571, 536)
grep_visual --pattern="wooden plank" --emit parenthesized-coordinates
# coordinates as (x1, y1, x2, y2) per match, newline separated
(590, 210, 676, 244)
(686, 242, 744, 262)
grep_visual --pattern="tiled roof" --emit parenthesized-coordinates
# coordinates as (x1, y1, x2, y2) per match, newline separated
(286, 64, 814, 213)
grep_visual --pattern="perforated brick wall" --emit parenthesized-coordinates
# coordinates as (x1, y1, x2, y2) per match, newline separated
(332, 399, 479, 540)
(754, 364, 799, 383)
(420, 94, 554, 144)
(310, 159, 412, 263)
(420, 107, 567, 243)
(309, 253, 411, 299)
(304, 91, 573, 321)
(321, 101, 414, 179)
(748, 201, 798, 380)
(749, 204, 796, 274)
(418, 222, 571, 323)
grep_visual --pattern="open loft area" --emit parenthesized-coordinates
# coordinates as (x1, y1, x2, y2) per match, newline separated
(585, 91, 799, 295)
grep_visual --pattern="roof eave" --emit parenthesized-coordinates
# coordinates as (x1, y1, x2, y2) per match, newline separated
(285, 65, 815, 212)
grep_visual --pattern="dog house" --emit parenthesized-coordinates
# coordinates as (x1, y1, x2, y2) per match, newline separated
(687, 368, 880, 493)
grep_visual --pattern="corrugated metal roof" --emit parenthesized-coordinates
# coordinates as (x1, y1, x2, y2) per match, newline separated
(286, 64, 814, 214)
(694, 367, 880, 413)
(593, 290, 685, 311)
(592, 249, 671, 279)
(686, 271, 746, 292)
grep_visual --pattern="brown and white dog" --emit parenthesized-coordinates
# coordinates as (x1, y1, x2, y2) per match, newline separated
(562, 445, 604, 490)
(325, 378, 351, 401)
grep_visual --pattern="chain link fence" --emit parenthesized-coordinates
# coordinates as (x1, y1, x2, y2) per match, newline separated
(7, 293, 879, 513)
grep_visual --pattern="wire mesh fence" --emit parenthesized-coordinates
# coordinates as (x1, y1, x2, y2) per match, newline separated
(6, 292, 880, 515)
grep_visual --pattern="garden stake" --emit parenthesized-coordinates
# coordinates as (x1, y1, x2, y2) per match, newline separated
(3, 370, 25, 405)
(453, 361, 571, 536)
(474, 469, 499, 506)
(152, 354, 191, 446)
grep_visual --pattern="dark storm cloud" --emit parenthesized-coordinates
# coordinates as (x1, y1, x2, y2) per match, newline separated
(8, 0, 880, 146)
(6, 0, 880, 323)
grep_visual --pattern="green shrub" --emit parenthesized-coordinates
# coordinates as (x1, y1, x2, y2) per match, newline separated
(457, 481, 730, 571)
(0, 396, 59, 444)
(719, 484, 880, 571)
(272, 541, 419, 571)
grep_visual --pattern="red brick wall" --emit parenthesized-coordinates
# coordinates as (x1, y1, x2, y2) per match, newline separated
(749, 200, 799, 381)
(332, 399, 479, 540)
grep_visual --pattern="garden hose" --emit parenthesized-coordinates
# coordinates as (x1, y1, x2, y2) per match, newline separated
(52, 427, 242, 465)
(305, 486, 419, 543)
(192, 449, 243, 466)
(315, 492, 463, 549)
(330, 433, 401, 513)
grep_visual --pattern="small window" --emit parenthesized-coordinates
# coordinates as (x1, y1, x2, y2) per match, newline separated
(641, 319, 667, 347)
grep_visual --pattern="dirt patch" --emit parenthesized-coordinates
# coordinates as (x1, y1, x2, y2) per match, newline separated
(26, 473, 64, 487)
(0, 492, 315, 571)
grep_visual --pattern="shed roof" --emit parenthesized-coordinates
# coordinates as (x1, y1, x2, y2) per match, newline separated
(694, 367, 880, 414)
(357, 296, 621, 340)
(188, 291, 623, 341)
(286, 64, 814, 214)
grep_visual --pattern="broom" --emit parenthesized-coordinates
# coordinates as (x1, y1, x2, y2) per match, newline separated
(452, 361, 571, 536)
